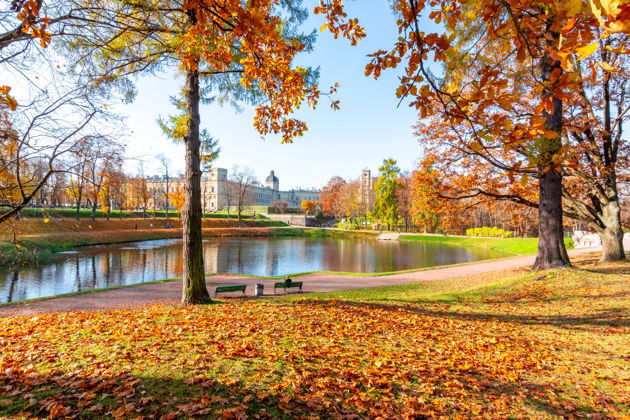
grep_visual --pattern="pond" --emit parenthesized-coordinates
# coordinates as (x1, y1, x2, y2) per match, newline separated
(0, 237, 505, 303)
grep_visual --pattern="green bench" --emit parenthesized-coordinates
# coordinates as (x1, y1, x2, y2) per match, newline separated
(215, 285, 247, 297)
(273, 281, 303, 294)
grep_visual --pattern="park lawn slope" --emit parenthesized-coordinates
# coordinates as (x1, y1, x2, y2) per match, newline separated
(0, 253, 627, 418)
(401, 234, 574, 255)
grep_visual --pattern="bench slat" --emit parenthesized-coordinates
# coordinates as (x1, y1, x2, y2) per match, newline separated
(215, 285, 247, 295)
(273, 281, 303, 294)
(274, 282, 302, 288)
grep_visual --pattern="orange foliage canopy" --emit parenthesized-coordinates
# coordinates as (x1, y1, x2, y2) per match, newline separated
(320, 176, 346, 219)
(170, 188, 186, 216)
(1, 0, 52, 110)
(175, 0, 338, 143)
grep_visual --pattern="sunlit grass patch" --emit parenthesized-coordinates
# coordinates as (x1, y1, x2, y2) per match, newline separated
(401, 234, 575, 255)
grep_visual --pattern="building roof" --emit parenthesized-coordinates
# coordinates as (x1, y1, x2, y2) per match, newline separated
(266, 170, 279, 183)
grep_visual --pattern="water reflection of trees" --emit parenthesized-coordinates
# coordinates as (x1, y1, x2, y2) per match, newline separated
(0, 239, 506, 303)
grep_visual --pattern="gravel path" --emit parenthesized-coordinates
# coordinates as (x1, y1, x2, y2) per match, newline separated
(0, 247, 601, 317)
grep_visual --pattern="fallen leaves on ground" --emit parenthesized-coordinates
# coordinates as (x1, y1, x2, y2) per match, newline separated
(0, 264, 628, 418)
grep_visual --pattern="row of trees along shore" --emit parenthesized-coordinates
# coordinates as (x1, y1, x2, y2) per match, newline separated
(1, 0, 628, 304)
(321, 159, 630, 245)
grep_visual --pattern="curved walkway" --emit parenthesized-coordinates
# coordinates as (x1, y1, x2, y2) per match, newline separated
(0, 247, 600, 317)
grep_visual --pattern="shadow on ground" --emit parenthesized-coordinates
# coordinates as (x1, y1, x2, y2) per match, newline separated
(0, 359, 612, 419)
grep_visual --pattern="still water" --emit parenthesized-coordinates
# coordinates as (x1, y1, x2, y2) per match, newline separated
(0, 237, 505, 303)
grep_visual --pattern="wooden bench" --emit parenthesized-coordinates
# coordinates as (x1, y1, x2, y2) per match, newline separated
(273, 281, 303, 294)
(215, 285, 247, 297)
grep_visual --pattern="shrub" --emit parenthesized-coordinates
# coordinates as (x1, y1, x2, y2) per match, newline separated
(466, 226, 514, 238)
(334, 222, 359, 230)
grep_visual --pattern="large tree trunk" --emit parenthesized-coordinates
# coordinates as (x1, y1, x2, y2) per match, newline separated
(532, 40, 570, 270)
(181, 66, 211, 305)
(533, 169, 570, 269)
(600, 200, 625, 261)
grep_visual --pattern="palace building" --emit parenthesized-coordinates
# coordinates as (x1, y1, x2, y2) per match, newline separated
(145, 168, 320, 213)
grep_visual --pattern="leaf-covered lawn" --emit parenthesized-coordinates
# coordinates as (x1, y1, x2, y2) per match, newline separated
(1, 255, 628, 418)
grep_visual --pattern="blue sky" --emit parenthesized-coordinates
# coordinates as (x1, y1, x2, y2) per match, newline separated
(118, 1, 424, 190)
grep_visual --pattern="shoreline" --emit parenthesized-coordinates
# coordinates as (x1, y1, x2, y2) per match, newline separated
(0, 247, 602, 316)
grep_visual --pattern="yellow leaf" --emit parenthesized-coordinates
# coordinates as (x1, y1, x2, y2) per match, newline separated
(320, 23, 328, 32)
(598, 0, 621, 16)
(575, 41, 599, 60)
(597, 61, 618, 72)
(565, 0, 583, 16)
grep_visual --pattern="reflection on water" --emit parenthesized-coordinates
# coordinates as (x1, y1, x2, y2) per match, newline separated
(0, 237, 504, 303)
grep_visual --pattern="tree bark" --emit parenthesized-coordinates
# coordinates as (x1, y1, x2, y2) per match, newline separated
(599, 200, 625, 261)
(533, 169, 570, 269)
(532, 41, 571, 270)
(75, 195, 81, 220)
(181, 66, 211, 305)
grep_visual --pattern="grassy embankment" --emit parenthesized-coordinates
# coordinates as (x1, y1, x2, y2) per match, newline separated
(0, 253, 627, 418)
(0, 218, 286, 266)
(0, 207, 261, 219)
(0, 216, 377, 266)
(402, 234, 575, 255)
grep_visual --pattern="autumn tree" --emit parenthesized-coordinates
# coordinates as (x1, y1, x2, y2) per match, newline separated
(170, 188, 186, 218)
(230, 165, 257, 221)
(410, 165, 458, 234)
(338, 180, 362, 222)
(397, 171, 413, 232)
(1, 2, 119, 225)
(411, 33, 628, 260)
(272, 200, 288, 214)
(373, 159, 401, 231)
(45, 171, 67, 207)
(1, 0, 53, 109)
(83, 137, 124, 220)
(65, 0, 335, 304)
(301, 200, 320, 215)
(99, 167, 125, 219)
(0, 88, 105, 224)
(317, 0, 629, 268)
(320, 176, 346, 220)
(126, 177, 150, 215)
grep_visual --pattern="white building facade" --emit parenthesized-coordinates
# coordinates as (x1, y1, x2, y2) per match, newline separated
(146, 168, 320, 212)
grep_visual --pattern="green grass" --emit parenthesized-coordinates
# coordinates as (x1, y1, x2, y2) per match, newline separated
(268, 227, 377, 238)
(0, 239, 63, 266)
(401, 234, 574, 255)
